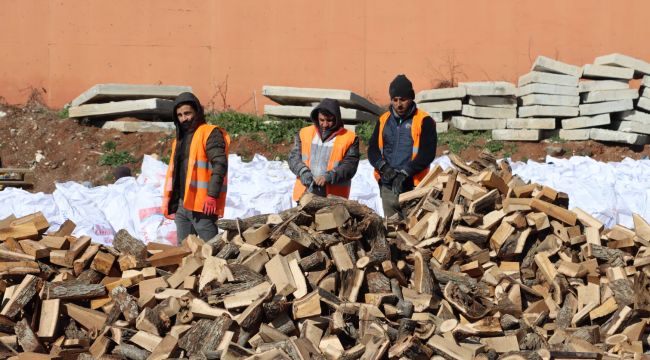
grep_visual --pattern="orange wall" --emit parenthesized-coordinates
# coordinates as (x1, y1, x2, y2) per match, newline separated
(2, 1, 650, 112)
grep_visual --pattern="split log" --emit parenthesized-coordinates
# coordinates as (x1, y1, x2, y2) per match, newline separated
(43, 280, 106, 300)
(15, 319, 45, 353)
(1, 275, 42, 318)
(443, 282, 490, 320)
(113, 343, 150, 360)
(113, 229, 149, 270)
(177, 316, 232, 356)
(218, 214, 270, 232)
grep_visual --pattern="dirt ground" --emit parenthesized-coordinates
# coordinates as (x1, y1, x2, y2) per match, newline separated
(1, 100, 650, 194)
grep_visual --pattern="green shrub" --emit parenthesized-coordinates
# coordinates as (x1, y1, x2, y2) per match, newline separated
(58, 105, 70, 119)
(485, 140, 504, 153)
(99, 141, 136, 166)
(356, 121, 376, 145)
(438, 129, 489, 154)
(99, 151, 136, 166)
(206, 111, 306, 144)
(102, 141, 117, 152)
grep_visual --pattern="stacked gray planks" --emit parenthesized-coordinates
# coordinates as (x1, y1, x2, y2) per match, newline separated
(68, 84, 192, 125)
(451, 82, 519, 136)
(414, 86, 467, 133)
(605, 75, 650, 143)
(510, 56, 581, 141)
(558, 53, 650, 145)
(262, 86, 382, 125)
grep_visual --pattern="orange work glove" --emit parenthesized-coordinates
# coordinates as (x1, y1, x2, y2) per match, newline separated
(203, 195, 219, 216)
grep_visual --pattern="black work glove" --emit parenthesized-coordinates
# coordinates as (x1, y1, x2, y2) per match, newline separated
(379, 164, 397, 184)
(392, 170, 411, 195)
(309, 182, 327, 197)
(299, 168, 313, 186)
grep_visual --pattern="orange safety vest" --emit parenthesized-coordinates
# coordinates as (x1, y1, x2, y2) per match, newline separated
(373, 109, 429, 185)
(292, 126, 356, 201)
(162, 124, 230, 218)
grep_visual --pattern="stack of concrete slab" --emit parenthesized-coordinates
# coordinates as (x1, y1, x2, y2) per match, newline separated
(602, 55, 650, 143)
(559, 54, 647, 144)
(488, 57, 582, 141)
(517, 56, 581, 120)
(449, 81, 519, 134)
(68, 84, 192, 125)
(414, 86, 466, 133)
(559, 78, 633, 141)
(262, 86, 382, 124)
(603, 75, 650, 141)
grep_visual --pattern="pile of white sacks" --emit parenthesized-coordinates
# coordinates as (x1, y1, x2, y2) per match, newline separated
(0, 154, 648, 246)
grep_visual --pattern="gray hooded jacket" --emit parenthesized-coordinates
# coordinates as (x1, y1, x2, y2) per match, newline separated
(288, 98, 360, 186)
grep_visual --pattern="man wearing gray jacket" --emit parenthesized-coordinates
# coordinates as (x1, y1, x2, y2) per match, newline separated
(288, 98, 360, 202)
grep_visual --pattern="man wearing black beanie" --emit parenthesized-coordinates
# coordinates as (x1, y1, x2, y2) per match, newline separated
(368, 74, 437, 219)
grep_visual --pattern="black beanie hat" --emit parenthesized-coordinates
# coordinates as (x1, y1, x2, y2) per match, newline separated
(389, 74, 415, 99)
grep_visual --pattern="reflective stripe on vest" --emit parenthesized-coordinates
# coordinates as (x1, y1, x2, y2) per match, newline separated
(162, 124, 230, 217)
(373, 109, 429, 186)
(292, 125, 356, 201)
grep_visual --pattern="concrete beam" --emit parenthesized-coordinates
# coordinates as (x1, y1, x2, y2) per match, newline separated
(578, 99, 634, 116)
(418, 100, 463, 113)
(615, 110, 650, 125)
(468, 96, 516, 108)
(429, 112, 443, 122)
(578, 80, 630, 93)
(594, 53, 650, 78)
(611, 120, 650, 135)
(559, 129, 590, 141)
(560, 114, 611, 130)
(518, 71, 579, 87)
(69, 98, 174, 119)
(70, 84, 192, 107)
(506, 118, 556, 130)
(415, 87, 466, 103)
(263, 105, 377, 122)
(531, 56, 582, 77)
(102, 121, 175, 133)
(516, 83, 579, 97)
(261, 86, 384, 115)
(519, 94, 579, 107)
(589, 128, 649, 145)
(436, 122, 449, 133)
(518, 105, 579, 118)
(458, 82, 516, 96)
(451, 116, 506, 131)
(636, 97, 650, 112)
(491, 129, 541, 141)
(581, 89, 639, 103)
(581, 64, 634, 80)
(461, 105, 517, 119)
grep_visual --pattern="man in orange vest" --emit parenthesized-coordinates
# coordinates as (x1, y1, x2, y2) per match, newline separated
(162, 92, 229, 244)
(368, 75, 437, 219)
(288, 98, 360, 202)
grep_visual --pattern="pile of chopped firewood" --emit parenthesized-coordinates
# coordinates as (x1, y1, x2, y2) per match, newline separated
(1, 152, 650, 360)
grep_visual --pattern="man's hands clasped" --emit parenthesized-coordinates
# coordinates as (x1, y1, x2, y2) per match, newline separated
(380, 164, 410, 195)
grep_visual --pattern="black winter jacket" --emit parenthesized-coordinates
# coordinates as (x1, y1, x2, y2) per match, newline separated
(368, 103, 437, 186)
(168, 92, 227, 215)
